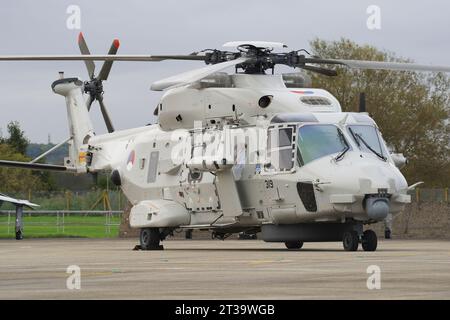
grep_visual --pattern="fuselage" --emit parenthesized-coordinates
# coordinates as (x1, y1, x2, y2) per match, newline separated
(77, 73, 412, 249)
(87, 111, 409, 229)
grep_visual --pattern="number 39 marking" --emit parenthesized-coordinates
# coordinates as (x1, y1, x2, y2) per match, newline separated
(265, 180, 274, 189)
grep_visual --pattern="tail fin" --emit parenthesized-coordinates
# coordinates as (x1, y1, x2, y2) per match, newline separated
(52, 78, 94, 172)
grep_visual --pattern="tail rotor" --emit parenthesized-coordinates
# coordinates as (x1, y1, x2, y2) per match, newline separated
(77, 32, 118, 133)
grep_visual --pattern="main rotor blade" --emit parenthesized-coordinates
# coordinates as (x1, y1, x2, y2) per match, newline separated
(77, 32, 96, 79)
(309, 58, 450, 73)
(97, 96, 115, 133)
(151, 57, 250, 91)
(0, 55, 206, 62)
(300, 65, 337, 76)
(97, 39, 120, 81)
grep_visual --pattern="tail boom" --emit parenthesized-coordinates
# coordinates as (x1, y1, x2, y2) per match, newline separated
(52, 77, 94, 172)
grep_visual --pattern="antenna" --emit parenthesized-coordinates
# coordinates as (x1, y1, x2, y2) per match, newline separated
(359, 92, 366, 112)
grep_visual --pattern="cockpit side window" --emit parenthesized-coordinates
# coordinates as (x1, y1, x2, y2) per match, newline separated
(265, 125, 296, 172)
(297, 125, 349, 165)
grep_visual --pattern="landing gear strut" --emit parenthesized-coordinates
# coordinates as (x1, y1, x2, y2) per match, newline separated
(139, 228, 163, 250)
(15, 205, 24, 240)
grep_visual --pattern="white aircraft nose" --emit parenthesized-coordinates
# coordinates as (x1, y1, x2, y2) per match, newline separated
(324, 157, 404, 196)
(358, 164, 397, 194)
(319, 155, 409, 220)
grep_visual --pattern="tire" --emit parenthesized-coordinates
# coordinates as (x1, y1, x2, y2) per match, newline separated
(285, 241, 303, 250)
(140, 228, 161, 250)
(342, 231, 359, 251)
(384, 229, 391, 239)
(362, 230, 378, 252)
(15, 230, 23, 240)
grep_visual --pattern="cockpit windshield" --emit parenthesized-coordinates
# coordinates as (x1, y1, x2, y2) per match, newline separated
(297, 125, 349, 165)
(347, 125, 386, 160)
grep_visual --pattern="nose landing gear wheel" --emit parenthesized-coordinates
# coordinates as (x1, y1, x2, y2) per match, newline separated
(342, 231, 359, 251)
(140, 228, 163, 250)
(285, 241, 303, 250)
(362, 230, 378, 251)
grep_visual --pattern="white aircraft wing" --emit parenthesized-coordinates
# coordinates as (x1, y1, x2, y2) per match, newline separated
(0, 193, 39, 208)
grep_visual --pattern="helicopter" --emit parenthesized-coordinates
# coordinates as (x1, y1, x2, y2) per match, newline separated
(1, 34, 449, 251)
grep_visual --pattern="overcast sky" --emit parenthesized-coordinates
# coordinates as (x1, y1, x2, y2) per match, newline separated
(0, 0, 449, 143)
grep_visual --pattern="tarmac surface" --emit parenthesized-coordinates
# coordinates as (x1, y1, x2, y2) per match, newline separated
(0, 238, 449, 299)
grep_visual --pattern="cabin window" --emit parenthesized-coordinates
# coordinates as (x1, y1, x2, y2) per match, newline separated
(147, 151, 159, 183)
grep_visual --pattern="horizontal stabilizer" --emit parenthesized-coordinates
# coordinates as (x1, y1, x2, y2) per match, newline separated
(0, 160, 68, 172)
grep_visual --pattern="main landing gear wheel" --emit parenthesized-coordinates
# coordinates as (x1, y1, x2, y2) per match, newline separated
(285, 241, 303, 250)
(140, 228, 163, 250)
(361, 230, 378, 252)
(342, 231, 359, 251)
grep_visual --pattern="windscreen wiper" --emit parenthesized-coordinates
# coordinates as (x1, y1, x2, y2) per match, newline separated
(354, 133, 386, 161)
(348, 127, 360, 147)
(334, 129, 350, 161)
(335, 145, 349, 162)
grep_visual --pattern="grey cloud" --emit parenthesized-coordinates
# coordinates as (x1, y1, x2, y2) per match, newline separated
(0, 0, 448, 142)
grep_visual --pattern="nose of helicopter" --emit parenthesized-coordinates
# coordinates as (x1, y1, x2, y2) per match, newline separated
(357, 163, 397, 192)
(316, 153, 409, 220)
(325, 154, 405, 193)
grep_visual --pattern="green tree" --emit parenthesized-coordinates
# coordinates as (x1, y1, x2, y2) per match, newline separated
(0, 121, 54, 193)
(0, 121, 30, 155)
(309, 38, 450, 187)
(0, 144, 49, 194)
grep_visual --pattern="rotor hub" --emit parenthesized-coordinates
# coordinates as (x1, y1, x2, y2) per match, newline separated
(202, 44, 333, 75)
(84, 79, 103, 100)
